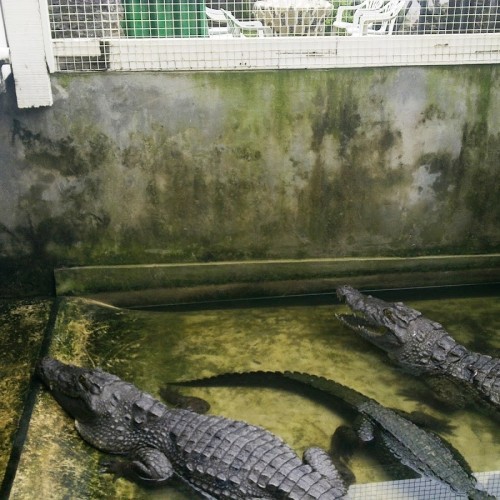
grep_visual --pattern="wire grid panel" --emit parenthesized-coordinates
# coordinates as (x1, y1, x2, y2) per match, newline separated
(44, 0, 500, 71)
(348, 470, 500, 499)
(49, 0, 123, 38)
(46, 1, 500, 38)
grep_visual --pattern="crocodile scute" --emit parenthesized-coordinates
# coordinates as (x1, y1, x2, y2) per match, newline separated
(170, 370, 495, 500)
(36, 357, 346, 499)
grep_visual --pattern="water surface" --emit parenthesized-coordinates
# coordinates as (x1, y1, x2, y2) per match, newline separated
(11, 289, 500, 499)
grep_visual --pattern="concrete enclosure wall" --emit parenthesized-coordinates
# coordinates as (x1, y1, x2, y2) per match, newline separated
(0, 66, 499, 293)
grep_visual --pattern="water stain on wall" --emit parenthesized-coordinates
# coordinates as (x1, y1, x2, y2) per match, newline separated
(0, 67, 499, 294)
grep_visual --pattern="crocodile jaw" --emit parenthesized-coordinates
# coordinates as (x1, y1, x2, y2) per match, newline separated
(335, 285, 416, 352)
(335, 311, 404, 352)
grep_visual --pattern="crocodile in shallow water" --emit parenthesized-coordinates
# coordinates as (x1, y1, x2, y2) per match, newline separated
(336, 285, 500, 417)
(36, 357, 346, 499)
(171, 370, 494, 500)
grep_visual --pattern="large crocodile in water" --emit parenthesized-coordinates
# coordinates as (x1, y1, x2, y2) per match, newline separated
(170, 370, 494, 500)
(336, 285, 500, 417)
(36, 357, 346, 499)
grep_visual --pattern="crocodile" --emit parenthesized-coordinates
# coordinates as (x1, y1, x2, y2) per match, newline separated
(335, 285, 500, 416)
(159, 384, 211, 413)
(36, 357, 347, 500)
(170, 370, 494, 500)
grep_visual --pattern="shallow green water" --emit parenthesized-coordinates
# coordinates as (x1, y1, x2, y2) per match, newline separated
(10, 292, 500, 499)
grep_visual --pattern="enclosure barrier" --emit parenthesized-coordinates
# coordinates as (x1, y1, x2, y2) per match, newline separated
(348, 471, 500, 499)
(1, 0, 499, 106)
(48, 0, 500, 39)
(0, 2, 11, 92)
(46, 0, 500, 72)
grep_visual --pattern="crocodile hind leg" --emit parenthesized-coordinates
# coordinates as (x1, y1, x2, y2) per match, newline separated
(330, 425, 359, 462)
(331, 420, 418, 483)
(303, 447, 349, 495)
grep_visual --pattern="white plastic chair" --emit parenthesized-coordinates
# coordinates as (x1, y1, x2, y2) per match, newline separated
(334, 0, 388, 30)
(220, 9, 273, 37)
(206, 7, 227, 23)
(334, 0, 409, 35)
(206, 7, 230, 36)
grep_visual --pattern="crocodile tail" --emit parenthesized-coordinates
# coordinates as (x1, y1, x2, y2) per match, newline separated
(282, 371, 368, 407)
(171, 371, 287, 390)
(171, 370, 370, 410)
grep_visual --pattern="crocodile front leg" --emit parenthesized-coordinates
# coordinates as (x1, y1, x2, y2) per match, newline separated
(101, 445, 174, 485)
(423, 335, 500, 412)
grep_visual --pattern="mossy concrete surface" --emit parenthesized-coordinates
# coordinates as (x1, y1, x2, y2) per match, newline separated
(53, 254, 500, 306)
(10, 295, 500, 498)
(0, 299, 52, 487)
(0, 67, 499, 296)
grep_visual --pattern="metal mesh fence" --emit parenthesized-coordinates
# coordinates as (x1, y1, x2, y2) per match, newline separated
(348, 470, 500, 499)
(44, 1, 500, 72)
(48, 0, 121, 38)
(47, 0, 500, 39)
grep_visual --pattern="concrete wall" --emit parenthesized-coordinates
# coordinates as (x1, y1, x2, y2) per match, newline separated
(0, 66, 499, 294)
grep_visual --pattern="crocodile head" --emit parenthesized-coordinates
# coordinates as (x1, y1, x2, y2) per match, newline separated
(36, 357, 155, 453)
(37, 357, 123, 421)
(335, 285, 444, 371)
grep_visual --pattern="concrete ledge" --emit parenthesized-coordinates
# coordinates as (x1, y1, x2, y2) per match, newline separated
(55, 254, 500, 306)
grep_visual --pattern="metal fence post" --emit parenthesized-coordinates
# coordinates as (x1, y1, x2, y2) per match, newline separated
(1, 0, 53, 107)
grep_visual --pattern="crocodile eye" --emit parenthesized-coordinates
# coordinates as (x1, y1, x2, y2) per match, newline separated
(78, 374, 89, 388)
(78, 374, 101, 395)
(383, 309, 395, 322)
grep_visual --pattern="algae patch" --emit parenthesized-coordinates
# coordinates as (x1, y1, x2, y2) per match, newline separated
(0, 299, 52, 484)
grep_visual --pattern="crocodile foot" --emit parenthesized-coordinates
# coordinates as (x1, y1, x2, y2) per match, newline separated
(330, 425, 359, 462)
(100, 458, 133, 482)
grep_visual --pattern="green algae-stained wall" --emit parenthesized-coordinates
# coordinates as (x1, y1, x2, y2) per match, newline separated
(0, 67, 499, 293)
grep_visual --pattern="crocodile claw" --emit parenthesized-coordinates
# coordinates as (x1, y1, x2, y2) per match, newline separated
(99, 459, 127, 481)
